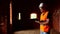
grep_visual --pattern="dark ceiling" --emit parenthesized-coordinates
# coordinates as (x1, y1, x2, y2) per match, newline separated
(13, 0, 60, 13)
(0, 0, 60, 16)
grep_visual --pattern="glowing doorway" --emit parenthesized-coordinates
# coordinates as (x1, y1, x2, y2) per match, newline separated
(30, 13, 37, 19)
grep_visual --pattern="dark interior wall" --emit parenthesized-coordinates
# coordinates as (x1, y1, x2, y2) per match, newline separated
(0, 0, 10, 34)
(13, 0, 41, 31)
(50, 0, 60, 33)
(52, 4, 60, 33)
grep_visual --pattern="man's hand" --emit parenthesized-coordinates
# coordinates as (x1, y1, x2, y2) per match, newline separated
(35, 20, 40, 24)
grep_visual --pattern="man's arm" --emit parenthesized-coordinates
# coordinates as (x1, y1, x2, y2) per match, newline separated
(35, 18, 49, 24)
(40, 19, 49, 24)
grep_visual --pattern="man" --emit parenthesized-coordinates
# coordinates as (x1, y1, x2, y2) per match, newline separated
(35, 3, 50, 34)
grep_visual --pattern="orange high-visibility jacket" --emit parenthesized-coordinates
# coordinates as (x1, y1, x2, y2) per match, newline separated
(40, 11, 49, 32)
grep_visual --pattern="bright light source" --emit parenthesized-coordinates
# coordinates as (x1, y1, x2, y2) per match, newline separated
(18, 13, 21, 20)
(30, 13, 37, 19)
(10, 2, 12, 24)
(39, 3, 43, 8)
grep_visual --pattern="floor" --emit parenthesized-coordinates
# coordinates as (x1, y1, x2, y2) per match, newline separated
(14, 29, 60, 34)
(14, 29, 40, 34)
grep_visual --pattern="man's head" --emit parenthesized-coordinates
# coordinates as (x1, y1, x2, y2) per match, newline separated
(39, 3, 47, 12)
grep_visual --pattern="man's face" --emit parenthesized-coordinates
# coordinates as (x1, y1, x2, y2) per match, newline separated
(40, 8, 44, 12)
